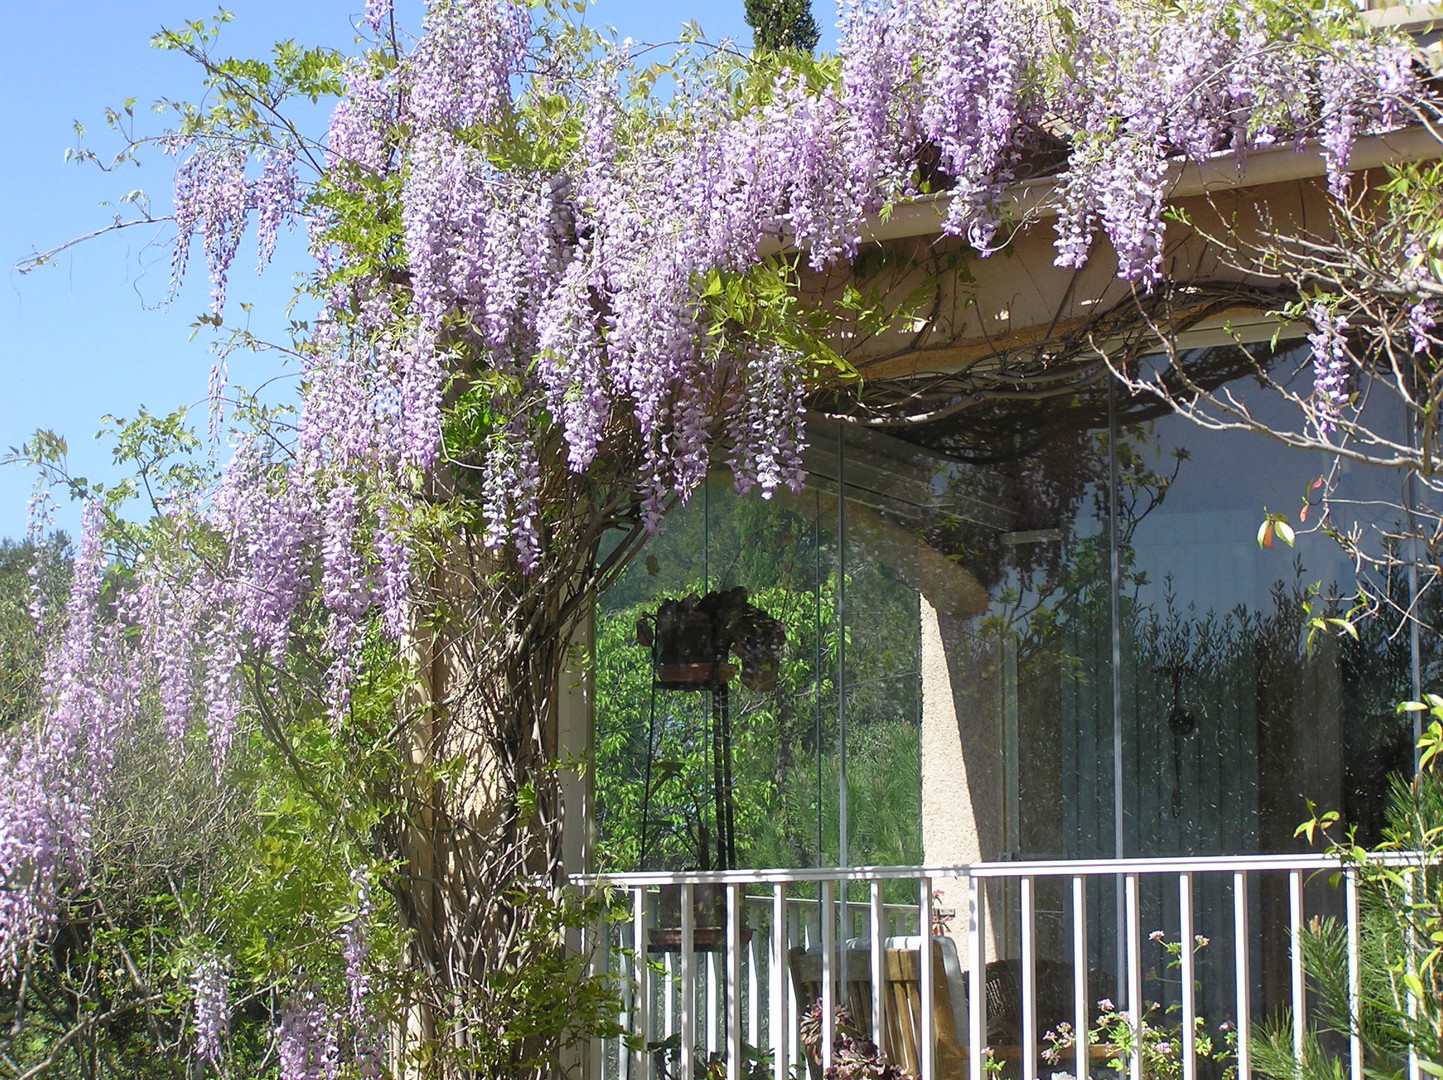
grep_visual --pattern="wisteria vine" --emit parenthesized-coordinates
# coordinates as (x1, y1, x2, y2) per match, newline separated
(3, 0, 1424, 1072)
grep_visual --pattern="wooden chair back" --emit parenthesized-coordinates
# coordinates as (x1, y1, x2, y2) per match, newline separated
(883, 943, 967, 1078)
(787, 945, 880, 1078)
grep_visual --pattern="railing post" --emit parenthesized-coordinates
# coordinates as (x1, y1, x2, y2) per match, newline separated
(921, 879, 936, 1080)
(1406, 872, 1419, 1080)
(1125, 873, 1143, 1080)
(772, 884, 788, 1080)
(1180, 872, 1197, 1080)
(870, 879, 886, 1054)
(1346, 867, 1362, 1080)
(1289, 869, 1306, 1073)
(789, 896, 802, 1075)
(1234, 870, 1252, 1080)
(1071, 875, 1089, 1080)
(635, 887, 652, 1080)
(968, 872, 987, 1080)
(620, 913, 635, 1078)
(727, 882, 743, 1080)
(664, 950, 676, 1058)
(591, 911, 609, 1080)
(1021, 875, 1037, 1080)
(708, 951, 719, 1059)
(821, 878, 835, 1070)
(748, 900, 759, 1056)
(681, 883, 695, 1080)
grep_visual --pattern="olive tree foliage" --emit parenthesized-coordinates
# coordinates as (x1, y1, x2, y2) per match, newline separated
(5, 0, 1430, 1076)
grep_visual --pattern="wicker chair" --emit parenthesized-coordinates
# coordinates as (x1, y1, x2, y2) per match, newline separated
(963, 958, 1118, 1046)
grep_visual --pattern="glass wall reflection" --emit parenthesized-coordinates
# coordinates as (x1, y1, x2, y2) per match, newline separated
(593, 341, 1419, 880)
(593, 448, 928, 876)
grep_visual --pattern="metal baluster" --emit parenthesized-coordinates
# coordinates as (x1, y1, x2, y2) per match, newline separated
(620, 918, 634, 1080)
(592, 914, 609, 1080)
(1290, 869, 1306, 1072)
(1125, 874, 1143, 1080)
(772, 884, 788, 1080)
(1234, 871, 1252, 1080)
(1021, 875, 1037, 1080)
(790, 899, 803, 1075)
(1180, 873, 1196, 1080)
(708, 951, 719, 1060)
(1406, 873, 1419, 1080)
(636, 888, 652, 1080)
(682, 885, 696, 1080)
(1347, 868, 1362, 1080)
(871, 880, 886, 1054)
(968, 874, 987, 1080)
(728, 883, 743, 1080)
(1072, 876, 1089, 1080)
(822, 879, 835, 1070)
(748, 899, 759, 1058)
(921, 880, 935, 1080)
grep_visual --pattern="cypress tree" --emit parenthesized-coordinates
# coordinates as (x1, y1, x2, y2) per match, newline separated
(744, 0, 820, 54)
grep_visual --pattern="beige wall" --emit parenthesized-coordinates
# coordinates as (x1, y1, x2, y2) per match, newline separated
(920, 596, 1008, 960)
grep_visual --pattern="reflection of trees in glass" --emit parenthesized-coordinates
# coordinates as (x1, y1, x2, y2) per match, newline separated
(594, 482, 922, 878)
(595, 576, 839, 873)
(938, 393, 1415, 856)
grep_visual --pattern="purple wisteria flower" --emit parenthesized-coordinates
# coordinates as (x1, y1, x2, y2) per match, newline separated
(192, 953, 231, 1063)
(1308, 303, 1352, 437)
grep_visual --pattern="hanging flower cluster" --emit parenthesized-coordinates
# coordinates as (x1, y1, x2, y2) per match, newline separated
(192, 953, 231, 1064)
(0, 501, 136, 972)
(146, 0, 1418, 613)
(1308, 303, 1352, 437)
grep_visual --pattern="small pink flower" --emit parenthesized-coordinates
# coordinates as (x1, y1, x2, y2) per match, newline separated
(1098, 998, 1116, 1012)
(1149, 929, 1166, 942)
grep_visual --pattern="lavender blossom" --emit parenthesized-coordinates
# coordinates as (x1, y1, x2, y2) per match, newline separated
(1308, 303, 1351, 437)
(192, 954, 231, 1063)
(1411, 301, 1437, 355)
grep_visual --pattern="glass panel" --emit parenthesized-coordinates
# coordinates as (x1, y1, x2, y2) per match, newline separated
(593, 435, 926, 877)
(835, 432, 924, 872)
(1116, 346, 1414, 857)
(594, 477, 837, 873)
(914, 385, 1116, 869)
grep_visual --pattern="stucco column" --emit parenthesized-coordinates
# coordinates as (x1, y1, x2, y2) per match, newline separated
(557, 599, 595, 878)
(920, 595, 1005, 960)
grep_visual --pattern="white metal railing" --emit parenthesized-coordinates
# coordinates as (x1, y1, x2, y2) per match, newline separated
(572, 853, 1422, 1080)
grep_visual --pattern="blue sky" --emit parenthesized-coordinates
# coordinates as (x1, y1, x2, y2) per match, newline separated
(1, 1, 835, 541)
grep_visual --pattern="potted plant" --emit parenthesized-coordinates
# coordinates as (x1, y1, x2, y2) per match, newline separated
(636, 587, 784, 692)
(636, 588, 781, 951)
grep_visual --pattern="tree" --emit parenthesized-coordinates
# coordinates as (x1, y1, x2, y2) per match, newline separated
(7, 0, 1430, 1076)
(744, 0, 819, 55)
(0, 530, 68, 733)
(1253, 705, 1443, 1080)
